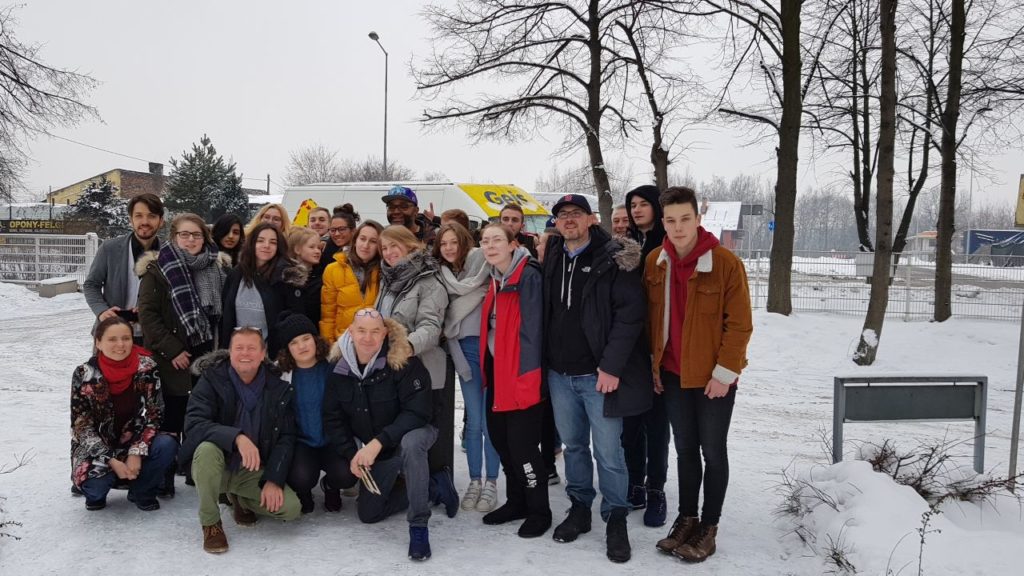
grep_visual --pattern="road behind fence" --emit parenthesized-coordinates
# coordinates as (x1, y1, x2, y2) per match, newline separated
(0, 233, 98, 286)
(741, 250, 1024, 322)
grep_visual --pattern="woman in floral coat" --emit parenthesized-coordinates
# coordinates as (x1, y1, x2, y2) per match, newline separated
(71, 316, 178, 511)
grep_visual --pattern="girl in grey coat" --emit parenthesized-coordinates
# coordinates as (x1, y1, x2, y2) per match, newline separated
(377, 225, 458, 513)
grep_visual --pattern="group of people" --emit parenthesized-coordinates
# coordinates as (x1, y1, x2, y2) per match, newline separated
(71, 183, 753, 565)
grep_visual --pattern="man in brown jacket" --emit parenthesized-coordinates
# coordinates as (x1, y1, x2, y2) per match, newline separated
(642, 186, 753, 564)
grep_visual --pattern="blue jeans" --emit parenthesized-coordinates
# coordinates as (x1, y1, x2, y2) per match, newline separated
(459, 337, 499, 481)
(80, 434, 179, 504)
(547, 371, 629, 520)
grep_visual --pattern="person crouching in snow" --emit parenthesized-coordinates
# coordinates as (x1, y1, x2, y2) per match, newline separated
(322, 309, 438, 561)
(643, 186, 753, 563)
(71, 316, 178, 512)
(274, 313, 358, 514)
(181, 327, 301, 554)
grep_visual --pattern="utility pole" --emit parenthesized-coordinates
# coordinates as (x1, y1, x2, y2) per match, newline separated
(266, 174, 270, 195)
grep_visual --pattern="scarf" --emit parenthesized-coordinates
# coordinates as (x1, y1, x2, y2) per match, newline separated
(378, 251, 437, 316)
(158, 243, 224, 348)
(334, 330, 385, 380)
(98, 346, 150, 395)
(380, 251, 436, 295)
(229, 365, 266, 470)
(438, 248, 491, 339)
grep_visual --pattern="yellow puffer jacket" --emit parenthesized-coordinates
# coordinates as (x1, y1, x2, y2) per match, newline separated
(320, 252, 381, 342)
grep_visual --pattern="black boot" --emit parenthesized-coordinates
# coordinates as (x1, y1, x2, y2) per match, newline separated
(606, 507, 631, 563)
(484, 475, 527, 525)
(158, 466, 175, 499)
(552, 497, 591, 543)
(518, 465, 552, 538)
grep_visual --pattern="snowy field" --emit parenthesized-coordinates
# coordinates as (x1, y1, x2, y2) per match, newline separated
(0, 283, 1022, 575)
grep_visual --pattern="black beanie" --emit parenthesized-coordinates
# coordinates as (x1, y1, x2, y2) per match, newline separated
(275, 313, 317, 351)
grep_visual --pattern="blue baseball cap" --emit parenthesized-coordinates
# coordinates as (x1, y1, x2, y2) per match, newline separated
(381, 185, 418, 206)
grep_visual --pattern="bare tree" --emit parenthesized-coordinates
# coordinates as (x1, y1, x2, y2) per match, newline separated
(284, 143, 343, 185)
(0, 6, 98, 201)
(699, 0, 843, 314)
(854, 0, 898, 365)
(415, 0, 665, 228)
(336, 156, 416, 182)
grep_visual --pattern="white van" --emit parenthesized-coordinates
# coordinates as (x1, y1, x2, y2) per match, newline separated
(281, 182, 551, 233)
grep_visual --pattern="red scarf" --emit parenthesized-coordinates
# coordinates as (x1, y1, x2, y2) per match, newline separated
(98, 346, 150, 395)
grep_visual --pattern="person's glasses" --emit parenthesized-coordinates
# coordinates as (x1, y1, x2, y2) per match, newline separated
(329, 227, 351, 234)
(175, 231, 204, 240)
(354, 308, 382, 319)
(556, 210, 586, 220)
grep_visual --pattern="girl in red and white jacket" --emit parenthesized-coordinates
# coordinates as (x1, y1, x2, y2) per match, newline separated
(478, 223, 552, 539)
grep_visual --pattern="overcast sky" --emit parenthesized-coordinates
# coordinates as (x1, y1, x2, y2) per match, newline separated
(17, 1, 1024, 209)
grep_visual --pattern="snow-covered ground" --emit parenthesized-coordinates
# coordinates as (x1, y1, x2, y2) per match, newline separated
(0, 286, 1021, 575)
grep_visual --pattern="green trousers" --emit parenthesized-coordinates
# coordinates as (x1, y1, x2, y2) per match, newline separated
(192, 441, 301, 527)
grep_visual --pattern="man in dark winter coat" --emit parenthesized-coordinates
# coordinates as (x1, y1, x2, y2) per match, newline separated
(542, 194, 653, 564)
(182, 328, 301, 554)
(322, 309, 451, 562)
(621, 185, 671, 527)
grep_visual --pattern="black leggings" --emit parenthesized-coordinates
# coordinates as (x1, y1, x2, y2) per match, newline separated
(661, 370, 736, 526)
(287, 443, 357, 494)
(485, 356, 550, 516)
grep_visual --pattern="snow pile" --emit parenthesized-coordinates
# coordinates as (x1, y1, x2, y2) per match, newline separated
(778, 459, 1024, 575)
(0, 281, 88, 319)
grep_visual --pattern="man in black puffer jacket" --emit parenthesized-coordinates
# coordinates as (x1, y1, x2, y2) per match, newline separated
(322, 309, 453, 561)
(542, 194, 653, 564)
(182, 327, 300, 555)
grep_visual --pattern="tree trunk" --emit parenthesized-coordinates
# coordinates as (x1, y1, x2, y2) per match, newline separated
(851, 2, 875, 252)
(854, 0, 897, 365)
(767, 0, 802, 316)
(934, 0, 965, 322)
(587, 0, 613, 230)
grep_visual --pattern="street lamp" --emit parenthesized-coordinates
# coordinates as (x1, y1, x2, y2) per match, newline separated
(368, 31, 388, 179)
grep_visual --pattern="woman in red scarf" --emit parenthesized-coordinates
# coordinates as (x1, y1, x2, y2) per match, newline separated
(71, 317, 178, 511)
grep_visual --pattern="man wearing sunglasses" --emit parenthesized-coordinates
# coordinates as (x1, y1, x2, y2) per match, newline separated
(541, 194, 653, 564)
(322, 308, 446, 561)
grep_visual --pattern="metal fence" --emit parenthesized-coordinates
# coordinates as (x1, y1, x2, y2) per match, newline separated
(741, 250, 1024, 322)
(0, 233, 98, 285)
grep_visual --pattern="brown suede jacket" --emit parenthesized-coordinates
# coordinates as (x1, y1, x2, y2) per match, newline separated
(644, 244, 753, 389)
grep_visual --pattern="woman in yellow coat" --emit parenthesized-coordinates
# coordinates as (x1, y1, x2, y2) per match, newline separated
(320, 220, 384, 342)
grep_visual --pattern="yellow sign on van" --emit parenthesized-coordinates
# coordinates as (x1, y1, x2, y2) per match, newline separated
(458, 184, 549, 217)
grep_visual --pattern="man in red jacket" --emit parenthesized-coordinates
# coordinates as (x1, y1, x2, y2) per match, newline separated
(643, 186, 753, 564)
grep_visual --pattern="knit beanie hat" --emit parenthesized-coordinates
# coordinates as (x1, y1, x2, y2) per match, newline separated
(274, 313, 317, 352)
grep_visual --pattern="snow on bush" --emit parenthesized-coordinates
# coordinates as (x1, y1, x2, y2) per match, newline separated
(776, 452, 1023, 575)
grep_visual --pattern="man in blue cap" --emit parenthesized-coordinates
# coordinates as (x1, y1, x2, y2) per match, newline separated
(382, 186, 437, 248)
(541, 194, 653, 564)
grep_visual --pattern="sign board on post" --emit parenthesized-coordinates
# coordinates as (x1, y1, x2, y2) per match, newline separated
(833, 375, 988, 474)
(0, 219, 68, 234)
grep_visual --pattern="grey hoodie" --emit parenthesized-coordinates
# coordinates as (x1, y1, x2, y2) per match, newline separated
(487, 247, 532, 355)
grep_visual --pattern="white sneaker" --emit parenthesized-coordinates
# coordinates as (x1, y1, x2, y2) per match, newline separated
(461, 479, 482, 511)
(476, 479, 498, 512)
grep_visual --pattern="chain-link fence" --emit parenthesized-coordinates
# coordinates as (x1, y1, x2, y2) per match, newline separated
(741, 250, 1024, 322)
(0, 233, 98, 285)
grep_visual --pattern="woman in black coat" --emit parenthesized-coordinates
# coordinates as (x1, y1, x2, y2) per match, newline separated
(220, 223, 304, 358)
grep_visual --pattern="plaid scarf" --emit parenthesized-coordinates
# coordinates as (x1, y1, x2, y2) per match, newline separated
(158, 243, 224, 347)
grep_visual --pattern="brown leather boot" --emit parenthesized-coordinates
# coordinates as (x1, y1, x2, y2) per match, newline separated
(228, 494, 258, 527)
(656, 516, 700, 554)
(202, 521, 229, 554)
(673, 523, 718, 562)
